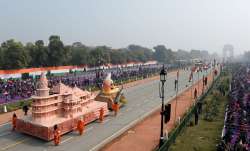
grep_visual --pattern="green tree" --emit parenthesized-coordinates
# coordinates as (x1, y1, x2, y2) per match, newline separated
(25, 42, 36, 67)
(0, 36, 216, 69)
(127, 44, 153, 62)
(47, 35, 65, 66)
(36, 40, 48, 66)
(27, 40, 48, 67)
(63, 45, 72, 65)
(89, 47, 103, 66)
(89, 46, 111, 66)
(110, 49, 127, 64)
(1, 39, 29, 69)
(71, 45, 89, 65)
(72, 42, 85, 48)
(0, 46, 3, 69)
(175, 49, 191, 60)
(153, 45, 174, 63)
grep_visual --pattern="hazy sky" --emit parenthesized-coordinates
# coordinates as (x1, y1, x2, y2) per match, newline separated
(1, 0, 250, 55)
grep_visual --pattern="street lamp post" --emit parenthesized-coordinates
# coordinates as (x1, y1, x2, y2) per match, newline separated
(174, 61, 180, 124)
(159, 65, 167, 147)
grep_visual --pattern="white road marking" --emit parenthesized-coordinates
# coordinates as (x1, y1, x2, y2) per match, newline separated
(61, 136, 74, 144)
(60, 127, 94, 144)
(117, 113, 123, 117)
(1, 138, 29, 151)
(102, 119, 111, 124)
(85, 126, 93, 132)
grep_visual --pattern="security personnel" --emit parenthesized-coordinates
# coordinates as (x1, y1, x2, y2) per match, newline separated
(12, 113, 17, 131)
(53, 125, 61, 146)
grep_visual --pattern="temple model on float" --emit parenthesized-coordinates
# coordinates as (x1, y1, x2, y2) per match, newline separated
(16, 73, 109, 141)
(95, 73, 127, 109)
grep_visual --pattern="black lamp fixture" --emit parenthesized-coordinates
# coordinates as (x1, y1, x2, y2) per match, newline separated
(159, 64, 167, 147)
(160, 65, 167, 83)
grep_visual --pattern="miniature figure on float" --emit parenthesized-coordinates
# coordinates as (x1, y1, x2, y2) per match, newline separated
(15, 72, 109, 141)
(95, 73, 127, 110)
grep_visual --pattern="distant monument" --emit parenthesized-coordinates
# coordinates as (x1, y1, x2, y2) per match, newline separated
(16, 73, 109, 140)
(223, 44, 234, 62)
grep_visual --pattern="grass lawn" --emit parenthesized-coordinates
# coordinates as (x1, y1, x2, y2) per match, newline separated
(169, 89, 227, 151)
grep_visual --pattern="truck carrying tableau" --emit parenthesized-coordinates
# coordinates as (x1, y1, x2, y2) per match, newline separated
(16, 73, 109, 141)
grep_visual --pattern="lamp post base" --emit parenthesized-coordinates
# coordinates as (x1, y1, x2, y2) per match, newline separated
(159, 137, 165, 148)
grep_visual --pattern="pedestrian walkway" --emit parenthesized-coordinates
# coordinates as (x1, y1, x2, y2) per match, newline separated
(101, 72, 214, 151)
(0, 109, 29, 126)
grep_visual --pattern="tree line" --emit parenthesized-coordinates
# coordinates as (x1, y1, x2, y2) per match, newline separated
(0, 35, 217, 70)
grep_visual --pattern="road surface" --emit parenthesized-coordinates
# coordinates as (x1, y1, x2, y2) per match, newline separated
(0, 69, 210, 151)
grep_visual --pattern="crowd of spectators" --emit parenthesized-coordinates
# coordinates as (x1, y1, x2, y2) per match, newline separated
(0, 64, 172, 105)
(217, 65, 250, 151)
(0, 78, 35, 104)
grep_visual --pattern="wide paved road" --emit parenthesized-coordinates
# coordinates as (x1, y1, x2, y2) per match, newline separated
(0, 69, 210, 151)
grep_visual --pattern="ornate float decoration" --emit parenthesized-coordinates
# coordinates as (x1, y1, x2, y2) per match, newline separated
(16, 73, 109, 141)
(95, 73, 127, 109)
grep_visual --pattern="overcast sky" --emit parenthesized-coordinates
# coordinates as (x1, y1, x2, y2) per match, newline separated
(0, 0, 250, 55)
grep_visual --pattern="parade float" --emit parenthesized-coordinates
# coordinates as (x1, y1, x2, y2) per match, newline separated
(95, 73, 127, 110)
(16, 73, 109, 141)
